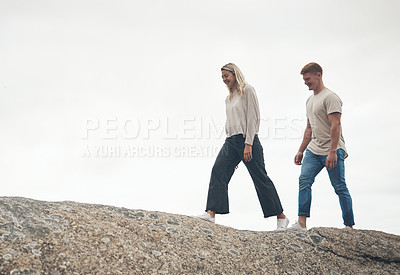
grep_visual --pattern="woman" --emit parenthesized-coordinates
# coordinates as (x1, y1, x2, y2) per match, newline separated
(197, 63, 289, 231)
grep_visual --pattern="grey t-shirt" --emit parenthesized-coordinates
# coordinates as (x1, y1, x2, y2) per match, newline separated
(225, 85, 260, 145)
(306, 88, 347, 157)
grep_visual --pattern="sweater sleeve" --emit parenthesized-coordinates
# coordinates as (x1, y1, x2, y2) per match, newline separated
(244, 85, 260, 145)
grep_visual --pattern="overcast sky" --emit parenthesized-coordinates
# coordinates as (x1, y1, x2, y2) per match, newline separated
(1, 0, 399, 235)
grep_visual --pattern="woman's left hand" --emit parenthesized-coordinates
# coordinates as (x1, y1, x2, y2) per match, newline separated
(244, 144, 253, 162)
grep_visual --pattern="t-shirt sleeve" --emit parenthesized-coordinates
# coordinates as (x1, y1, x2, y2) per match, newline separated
(305, 96, 312, 119)
(244, 85, 260, 145)
(324, 93, 343, 114)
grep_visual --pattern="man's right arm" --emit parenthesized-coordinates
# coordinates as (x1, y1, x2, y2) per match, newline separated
(294, 119, 312, 165)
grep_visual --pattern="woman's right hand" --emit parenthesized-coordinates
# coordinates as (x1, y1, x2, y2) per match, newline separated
(244, 144, 253, 162)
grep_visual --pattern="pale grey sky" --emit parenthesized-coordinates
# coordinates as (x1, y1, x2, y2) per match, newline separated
(1, 0, 399, 235)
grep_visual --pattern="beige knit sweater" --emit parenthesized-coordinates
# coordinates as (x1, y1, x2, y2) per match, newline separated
(224, 84, 260, 145)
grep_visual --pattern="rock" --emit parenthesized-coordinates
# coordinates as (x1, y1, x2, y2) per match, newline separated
(0, 197, 399, 274)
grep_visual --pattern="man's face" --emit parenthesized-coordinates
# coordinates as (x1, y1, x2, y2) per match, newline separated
(303, 72, 320, 91)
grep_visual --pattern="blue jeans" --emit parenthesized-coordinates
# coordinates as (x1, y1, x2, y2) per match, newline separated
(298, 149, 355, 226)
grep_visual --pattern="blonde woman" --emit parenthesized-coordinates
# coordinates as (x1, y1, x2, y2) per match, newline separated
(197, 63, 289, 230)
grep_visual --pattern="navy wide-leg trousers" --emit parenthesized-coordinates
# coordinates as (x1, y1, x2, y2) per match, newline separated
(206, 134, 283, 218)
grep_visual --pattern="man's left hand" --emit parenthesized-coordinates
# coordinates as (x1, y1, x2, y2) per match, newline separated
(326, 151, 337, 170)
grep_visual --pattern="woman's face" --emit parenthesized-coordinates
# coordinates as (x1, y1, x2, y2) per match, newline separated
(221, 70, 237, 90)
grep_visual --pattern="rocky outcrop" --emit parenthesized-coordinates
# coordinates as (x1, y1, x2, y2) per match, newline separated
(0, 197, 399, 274)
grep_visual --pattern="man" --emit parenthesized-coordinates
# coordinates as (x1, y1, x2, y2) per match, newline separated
(288, 62, 355, 231)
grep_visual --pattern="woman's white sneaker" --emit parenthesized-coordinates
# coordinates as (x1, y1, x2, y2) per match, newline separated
(276, 217, 289, 231)
(195, 212, 215, 223)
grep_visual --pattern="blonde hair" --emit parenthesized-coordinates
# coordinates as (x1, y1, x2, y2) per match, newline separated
(221, 63, 247, 100)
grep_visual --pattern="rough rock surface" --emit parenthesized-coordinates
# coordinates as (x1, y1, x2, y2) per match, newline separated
(0, 197, 399, 274)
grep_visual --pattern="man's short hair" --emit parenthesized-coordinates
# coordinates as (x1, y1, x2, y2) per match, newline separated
(301, 62, 323, 75)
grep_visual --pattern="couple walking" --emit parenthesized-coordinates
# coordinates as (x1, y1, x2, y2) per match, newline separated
(196, 62, 355, 231)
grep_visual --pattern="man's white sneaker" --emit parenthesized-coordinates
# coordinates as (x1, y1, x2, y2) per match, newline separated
(276, 217, 289, 231)
(195, 212, 215, 223)
(287, 221, 307, 231)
